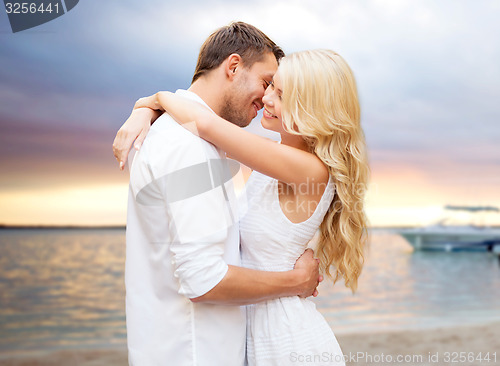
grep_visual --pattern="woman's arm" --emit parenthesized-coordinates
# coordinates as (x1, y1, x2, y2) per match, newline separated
(112, 106, 162, 170)
(141, 92, 328, 187)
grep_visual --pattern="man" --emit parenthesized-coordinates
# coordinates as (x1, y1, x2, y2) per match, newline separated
(114, 22, 321, 365)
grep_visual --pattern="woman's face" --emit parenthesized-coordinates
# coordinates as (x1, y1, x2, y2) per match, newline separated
(261, 71, 284, 133)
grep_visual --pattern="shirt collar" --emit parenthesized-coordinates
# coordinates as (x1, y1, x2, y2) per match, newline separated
(174, 89, 214, 113)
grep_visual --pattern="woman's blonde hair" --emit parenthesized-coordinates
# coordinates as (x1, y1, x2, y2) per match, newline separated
(278, 49, 369, 292)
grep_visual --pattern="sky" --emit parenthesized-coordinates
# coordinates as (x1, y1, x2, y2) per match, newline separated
(0, 0, 499, 227)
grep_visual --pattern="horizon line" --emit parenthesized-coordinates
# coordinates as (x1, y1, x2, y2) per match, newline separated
(0, 224, 415, 230)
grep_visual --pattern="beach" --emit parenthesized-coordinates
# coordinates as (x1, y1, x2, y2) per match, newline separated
(337, 321, 500, 366)
(1, 321, 498, 366)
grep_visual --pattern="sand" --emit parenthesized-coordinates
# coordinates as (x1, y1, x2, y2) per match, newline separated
(1, 321, 499, 366)
(336, 321, 500, 366)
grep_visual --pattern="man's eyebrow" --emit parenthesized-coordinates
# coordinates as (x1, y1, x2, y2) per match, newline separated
(264, 72, 275, 80)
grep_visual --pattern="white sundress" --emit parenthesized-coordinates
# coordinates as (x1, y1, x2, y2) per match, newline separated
(239, 171, 345, 366)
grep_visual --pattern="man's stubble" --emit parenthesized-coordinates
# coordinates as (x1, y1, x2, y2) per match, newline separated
(219, 72, 253, 128)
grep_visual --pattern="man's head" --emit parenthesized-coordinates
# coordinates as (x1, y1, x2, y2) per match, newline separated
(192, 22, 284, 127)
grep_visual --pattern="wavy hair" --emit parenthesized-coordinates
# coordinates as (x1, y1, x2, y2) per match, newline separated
(278, 49, 369, 292)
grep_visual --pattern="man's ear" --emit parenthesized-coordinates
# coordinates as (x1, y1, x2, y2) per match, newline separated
(224, 53, 242, 80)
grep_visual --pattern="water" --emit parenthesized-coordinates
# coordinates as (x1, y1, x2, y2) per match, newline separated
(0, 229, 126, 355)
(0, 228, 499, 355)
(316, 230, 500, 333)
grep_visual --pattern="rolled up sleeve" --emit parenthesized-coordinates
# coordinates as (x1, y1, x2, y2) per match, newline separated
(168, 184, 232, 298)
(170, 236, 229, 298)
(150, 131, 235, 299)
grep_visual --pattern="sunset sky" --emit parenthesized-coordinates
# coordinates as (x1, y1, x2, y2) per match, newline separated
(0, 0, 499, 227)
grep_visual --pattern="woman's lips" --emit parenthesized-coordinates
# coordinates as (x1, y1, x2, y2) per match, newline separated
(263, 107, 277, 119)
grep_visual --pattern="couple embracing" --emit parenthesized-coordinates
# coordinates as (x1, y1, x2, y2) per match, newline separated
(113, 21, 369, 366)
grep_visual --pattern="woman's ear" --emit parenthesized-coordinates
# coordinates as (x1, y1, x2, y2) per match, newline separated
(225, 53, 242, 80)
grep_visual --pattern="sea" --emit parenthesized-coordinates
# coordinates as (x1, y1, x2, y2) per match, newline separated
(0, 228, 499, 356)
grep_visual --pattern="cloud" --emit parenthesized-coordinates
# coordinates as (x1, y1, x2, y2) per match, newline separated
(1, 0, 500, 225)
(0, 118, 125, 190)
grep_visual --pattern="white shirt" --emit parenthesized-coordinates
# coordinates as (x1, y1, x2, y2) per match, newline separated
(125, 90, 246, 366)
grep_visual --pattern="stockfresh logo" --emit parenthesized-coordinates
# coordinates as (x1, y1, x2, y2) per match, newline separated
(4, 0, 79, 33)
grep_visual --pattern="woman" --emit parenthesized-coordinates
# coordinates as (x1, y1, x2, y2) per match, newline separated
(117, 49, 368, 365)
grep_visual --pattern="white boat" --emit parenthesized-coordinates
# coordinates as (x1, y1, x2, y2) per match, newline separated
(398, 205, 500, 252)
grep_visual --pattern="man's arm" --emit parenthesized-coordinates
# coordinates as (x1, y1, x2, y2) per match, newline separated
(191, 249, 321, 305)
(148, 124, 320, 306)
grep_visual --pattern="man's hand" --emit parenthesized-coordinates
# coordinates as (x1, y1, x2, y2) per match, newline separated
(294, 248, 323, 298)
(112, 108, 160, 170)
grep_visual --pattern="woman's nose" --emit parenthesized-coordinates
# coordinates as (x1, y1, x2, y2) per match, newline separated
(262, 93, 273, 107)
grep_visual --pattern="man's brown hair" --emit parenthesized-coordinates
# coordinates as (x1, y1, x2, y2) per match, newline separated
(192, 22, 285, 83)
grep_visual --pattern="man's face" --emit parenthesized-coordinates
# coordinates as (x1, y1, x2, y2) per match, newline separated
(220, 52, 278, 127)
